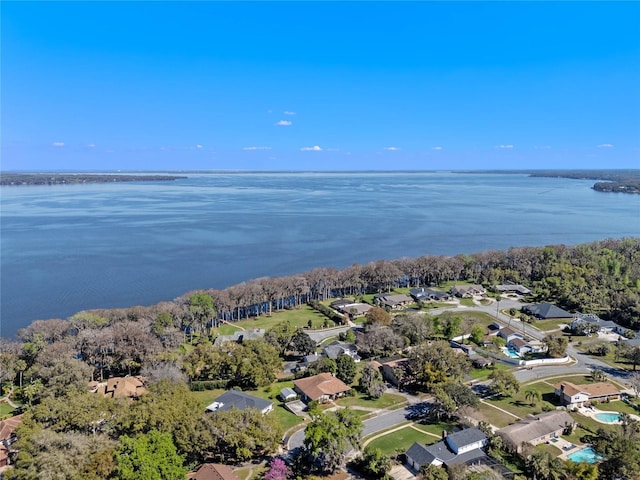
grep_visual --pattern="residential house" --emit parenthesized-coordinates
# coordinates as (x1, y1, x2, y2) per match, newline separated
(522, 303, 573, 319)
(187, 463, 240, 480)
(506, 337, 530, 356)
(494, 284, 532, 295)
(497, 327, 522, 343)
(373, 293, 413, 310)
(570, 314, 624, 336)
(92, 376, 147, 399)
(409, 288, 452, 302)
(213, 329, 265, 346)
(0, 414, 23, 468)
(293, 372, 351, 403)
(449, 285, 486, 298)
(205, 390, 273, 414)
(553, 381, 621, 407)
(378, 357, 409, 387)
(330, 300, 372, 318)
(497, 411, 575, 453)
(322, 340, 360, 362)
(469, 355, 493, 368)
(406, 427, 488, 470)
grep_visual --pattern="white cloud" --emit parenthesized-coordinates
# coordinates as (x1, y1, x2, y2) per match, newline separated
(495, 144, 514, 149)
(276, 120, 292, 126)
(283, 111, 296, 115)
(196, 144, 203, 149)
(432, 146, 443, 151)
(384, 146, 399, 151)
(300, 145, 322, 151)
(86, 143, 96, 148)
(52, 142, 64, 147)
(597, 143, 614, 148)
(243, 146, 272, 151)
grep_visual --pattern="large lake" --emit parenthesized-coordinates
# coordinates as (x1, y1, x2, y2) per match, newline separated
(2, 171, 639, 338)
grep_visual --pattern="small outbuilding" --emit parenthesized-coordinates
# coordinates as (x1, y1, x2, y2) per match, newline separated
(279, 387, 297, 402)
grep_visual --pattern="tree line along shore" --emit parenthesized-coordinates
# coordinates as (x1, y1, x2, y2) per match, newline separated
(0, 237, 639, 480)
(0, 173, 187, 185)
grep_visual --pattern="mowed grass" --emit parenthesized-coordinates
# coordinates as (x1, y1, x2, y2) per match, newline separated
(532, 318, 572, 332)
(365, 425, 435, 456)
(0, 402, 17, 418)
(212, 304, 332, 335)
(336, 392, 406, 409)
(189, 384, 304, 432)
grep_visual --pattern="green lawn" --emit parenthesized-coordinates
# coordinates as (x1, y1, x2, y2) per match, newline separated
(365, 424, 436, 456)
(565, 412, 622, 444)
(189, 385, 304, 432)
(468, 363, 511, 381)
(412, 421, 458, 437)
(533, 318, 572, 332)
(212, 305, 331, 336)
(535, 442, 563, 457)
(590, 400, 639, 416)
(337, 392, 406, 409)
(0, 402, 17, 418)
(476, 402, 519, 428)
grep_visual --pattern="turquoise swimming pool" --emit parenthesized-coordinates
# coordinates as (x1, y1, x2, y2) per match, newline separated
(594, 412, 621, 422)
(567, 446, 603, 464)
(501, 347, 521, 359)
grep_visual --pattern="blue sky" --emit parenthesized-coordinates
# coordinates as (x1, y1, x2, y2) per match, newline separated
(2, 1, 639, 171)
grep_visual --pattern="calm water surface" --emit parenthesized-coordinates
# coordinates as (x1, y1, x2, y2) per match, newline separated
(2, 171, 639, 337)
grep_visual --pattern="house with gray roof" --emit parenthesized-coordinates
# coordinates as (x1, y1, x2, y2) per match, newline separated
(494, 284, 532, 295)
(522, 303, 572, 319)
(409, 288, 452, 302)
(205, 391, 273, 414)
(406, 427, 488, 470)
(497, 411, 575, 453)
(373, 293, 414, 309)
(449, 285, 486, 298)
(570, 313, 624, 336)
(322, 340, 360, 362)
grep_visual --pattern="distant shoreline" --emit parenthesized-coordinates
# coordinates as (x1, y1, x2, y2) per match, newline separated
(461, 169, 640, 194)
(0, 173, 187, 186)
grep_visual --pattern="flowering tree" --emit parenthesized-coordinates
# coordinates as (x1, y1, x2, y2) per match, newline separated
(265, 457, 291, 480)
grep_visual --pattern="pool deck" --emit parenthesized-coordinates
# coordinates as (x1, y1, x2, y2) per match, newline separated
(577, 405, 640, 424)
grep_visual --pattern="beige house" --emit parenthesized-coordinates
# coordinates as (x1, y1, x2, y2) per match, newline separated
(91, 376, 147, 399)
(293, 372, 351, 403)
(497, 411, 575, 453)
(553, 381, 621, 407)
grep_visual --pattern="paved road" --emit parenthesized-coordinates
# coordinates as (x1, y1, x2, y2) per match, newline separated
(287, 404, 413, 450)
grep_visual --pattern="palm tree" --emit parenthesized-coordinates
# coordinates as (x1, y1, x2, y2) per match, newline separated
(525, 388, 541, 406)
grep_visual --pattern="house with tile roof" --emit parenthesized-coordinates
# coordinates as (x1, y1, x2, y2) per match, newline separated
(373, 293, 414, 309)
(494, 284, 532, 295)
(497, 411, 575, 453)
(91, 376, 147, 399)
(205, 391, 273, 414)
(187, 463, 240, 480)
(553, 381, 621, 407)
(0, 414, 23, 467)
(406, 427, 488, 471)
(409, 288, 452, 302)
(293, 372, 351, 403)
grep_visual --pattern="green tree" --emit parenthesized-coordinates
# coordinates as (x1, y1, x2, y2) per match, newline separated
(358, 363, 386, 399)
(201, 407, 283, 463)
(489, 369, 520, 397)
(296, 408, 363, 475)
(335, 354, 357, 384)
(525, 388, 541, 406)
(565, 461, 598, 480)
(355, 447, 392, 479)
(543, 334, 569, 358)
(470, 323, 485, 345)
(419, 463, 448, 480)
(115, 430, 186, 480)
(188, 293, 216, 341)
(365, 307, 391, 327)
(590, 368, 606, 382)
(289, 329, 316, 356)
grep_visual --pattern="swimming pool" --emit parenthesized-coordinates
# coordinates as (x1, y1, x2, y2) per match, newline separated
(594, 412, 621, 423)
(567, 446, 603, 464)
(501, 347, 521, 359)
